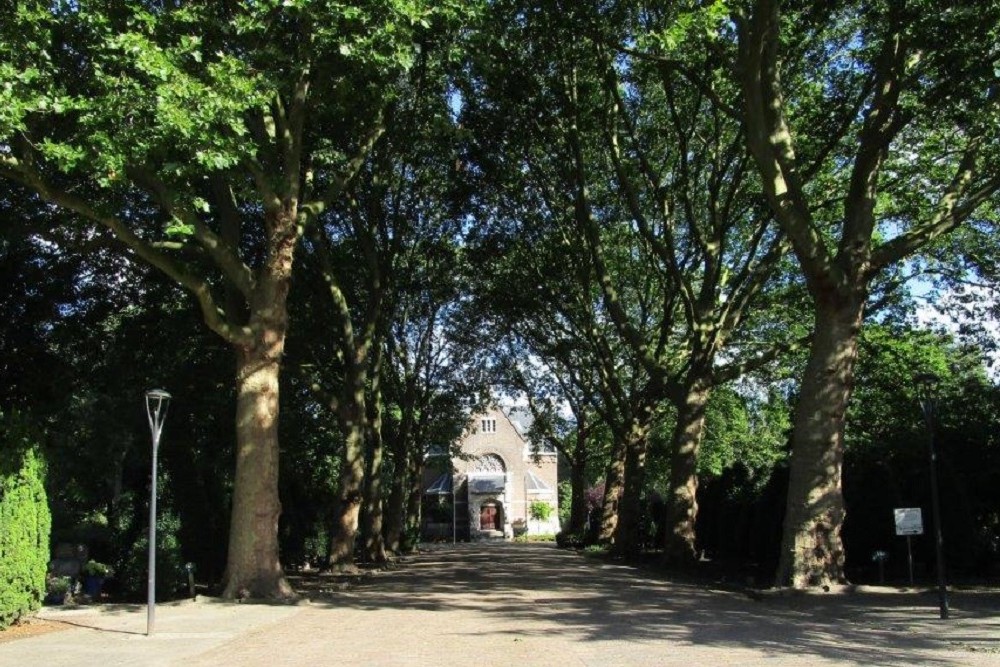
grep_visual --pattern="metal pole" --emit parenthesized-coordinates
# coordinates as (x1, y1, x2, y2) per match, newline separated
(145, 390, 170, 637)
(148, 428, 159, 636)
(927, 422, 949, 619)
(906, 536, 914, 586)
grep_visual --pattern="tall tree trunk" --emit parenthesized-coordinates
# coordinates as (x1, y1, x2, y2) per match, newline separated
(566, 414, 589, 535)
(360, 358, 387, 563)
(221, 223, 297, 599)
(597, 433, 628, 543)
(328, 419, 365, 566)
(662, 379, 712, 566)
(384, 394, 418, 552)
(222, 335, 294, 598)
(613, 421, 650, 559)
(776, 295, 864, 588)
(328, 363, 368, 566)
(402, 445, 425, 553)
(382, 434, 409, 553)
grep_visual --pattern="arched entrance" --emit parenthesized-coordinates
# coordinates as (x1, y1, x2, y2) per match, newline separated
(479, 500, 505, 531)
(467, 453, 508, 538)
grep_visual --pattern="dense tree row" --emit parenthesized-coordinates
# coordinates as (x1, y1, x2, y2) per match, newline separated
(1, 0, 997, 599)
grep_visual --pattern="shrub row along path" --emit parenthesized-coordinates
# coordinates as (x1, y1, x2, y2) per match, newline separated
(2, 542, 998, 666)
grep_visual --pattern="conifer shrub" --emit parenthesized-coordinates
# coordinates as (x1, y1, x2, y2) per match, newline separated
(0, 411, 51, 629)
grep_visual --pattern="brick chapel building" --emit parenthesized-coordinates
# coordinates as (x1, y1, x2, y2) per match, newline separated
(423, 406, 559, 540)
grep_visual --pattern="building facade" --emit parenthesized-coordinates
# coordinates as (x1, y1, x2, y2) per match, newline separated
(423, 406, 559, 540)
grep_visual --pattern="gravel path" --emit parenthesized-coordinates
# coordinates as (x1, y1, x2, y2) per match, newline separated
(3, 542, 998, 666)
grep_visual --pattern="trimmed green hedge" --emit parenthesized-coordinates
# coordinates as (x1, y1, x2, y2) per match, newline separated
(0, 411, 51, 630)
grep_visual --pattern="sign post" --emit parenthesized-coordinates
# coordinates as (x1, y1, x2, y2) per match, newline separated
(894, 508, 923, 586)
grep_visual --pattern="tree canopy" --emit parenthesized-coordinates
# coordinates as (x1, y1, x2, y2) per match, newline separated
(1, 0, 998, 600)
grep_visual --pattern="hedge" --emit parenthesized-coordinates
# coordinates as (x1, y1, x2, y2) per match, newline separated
(0, 411, 51, 630)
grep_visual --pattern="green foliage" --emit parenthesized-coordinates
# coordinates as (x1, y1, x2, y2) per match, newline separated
(846, 325, 956, 454)
(699, 387, 790, 488)
(81, 560, 112, 578)
(0, 411, 51, 629)
(512, 533, 556, 543)
(45, 576, 70, 596)
(582, 544, 609, 556)
(557, 480, 572, 528)
(640, 0, 730, 52)
(842, 324, 1000, 577)
(528, 500, 554, 522)
(1, 1, 477, 186)
(114, 506, 186, 601)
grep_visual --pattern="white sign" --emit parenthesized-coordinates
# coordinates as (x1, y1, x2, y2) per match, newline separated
(894, 508, 924, 536)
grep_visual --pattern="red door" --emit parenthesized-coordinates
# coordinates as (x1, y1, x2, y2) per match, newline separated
(480, 504, 497, 530)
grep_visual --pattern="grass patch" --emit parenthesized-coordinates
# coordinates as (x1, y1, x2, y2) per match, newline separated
(512, 534, 557, 543)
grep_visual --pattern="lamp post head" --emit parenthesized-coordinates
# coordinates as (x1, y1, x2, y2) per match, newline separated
(146, 388, 172, 402)
(145, 389, 172, 436)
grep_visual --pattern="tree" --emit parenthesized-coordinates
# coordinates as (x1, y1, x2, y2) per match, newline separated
(459, 184, 652, 552)
(379, 235, 488, 553)
(0, 1, 462, 597)
(296, 30, 473, 563)
(463, 0, 801, 560)
(587, 3, 803, 563)
(732, 0, 1000, 586)
(459, 0, 672, 556)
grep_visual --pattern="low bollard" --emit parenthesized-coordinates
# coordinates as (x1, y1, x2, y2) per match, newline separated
(185, 562, 196, 599)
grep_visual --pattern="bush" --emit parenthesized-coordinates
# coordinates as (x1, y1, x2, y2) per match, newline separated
(44, 576, 71, 605)
(0, 411, 51, 629)
(555, 530, 586, 549)
(529, 501, 554, 522)
(115, 506, 186, 600)
(557, 481, 572, 528)
(82, 560, 112, 578)
(513, 533, 556, 543)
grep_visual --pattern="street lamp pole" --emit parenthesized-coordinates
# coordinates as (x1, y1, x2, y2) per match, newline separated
(915, 373, 948, 620)
(145, 389, 171, 636)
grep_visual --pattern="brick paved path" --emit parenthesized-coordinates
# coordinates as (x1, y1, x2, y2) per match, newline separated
(4, 542, 999, 666)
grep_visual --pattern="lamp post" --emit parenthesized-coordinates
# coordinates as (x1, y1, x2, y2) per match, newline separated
(915, 373, 948, 620)
(145, 389, 171, 636)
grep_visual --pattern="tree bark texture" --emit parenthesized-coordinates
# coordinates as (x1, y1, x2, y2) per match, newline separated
(597, 434, 628, 543)
(775, 296, 864, 587)
(220, 219, 297, 599)
(402, 445, 425, 552)
(328, 407, 366, 566)
(567, 456, 589, 535)
(662, 381, 712, 565)
(222, 338, 294, 598)
(327, 349, 369, 566)
(382, 435, 409, 553)
(613, 422, 650, 559)
(360, 366, 387, 563)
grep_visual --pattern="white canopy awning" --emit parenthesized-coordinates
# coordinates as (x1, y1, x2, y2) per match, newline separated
(524, 470, 553, 494)
(469, 474, 506, 494)
(425, 473, 453, 495)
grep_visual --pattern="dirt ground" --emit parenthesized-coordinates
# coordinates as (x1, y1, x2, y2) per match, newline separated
(0, 617, 69, 644)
